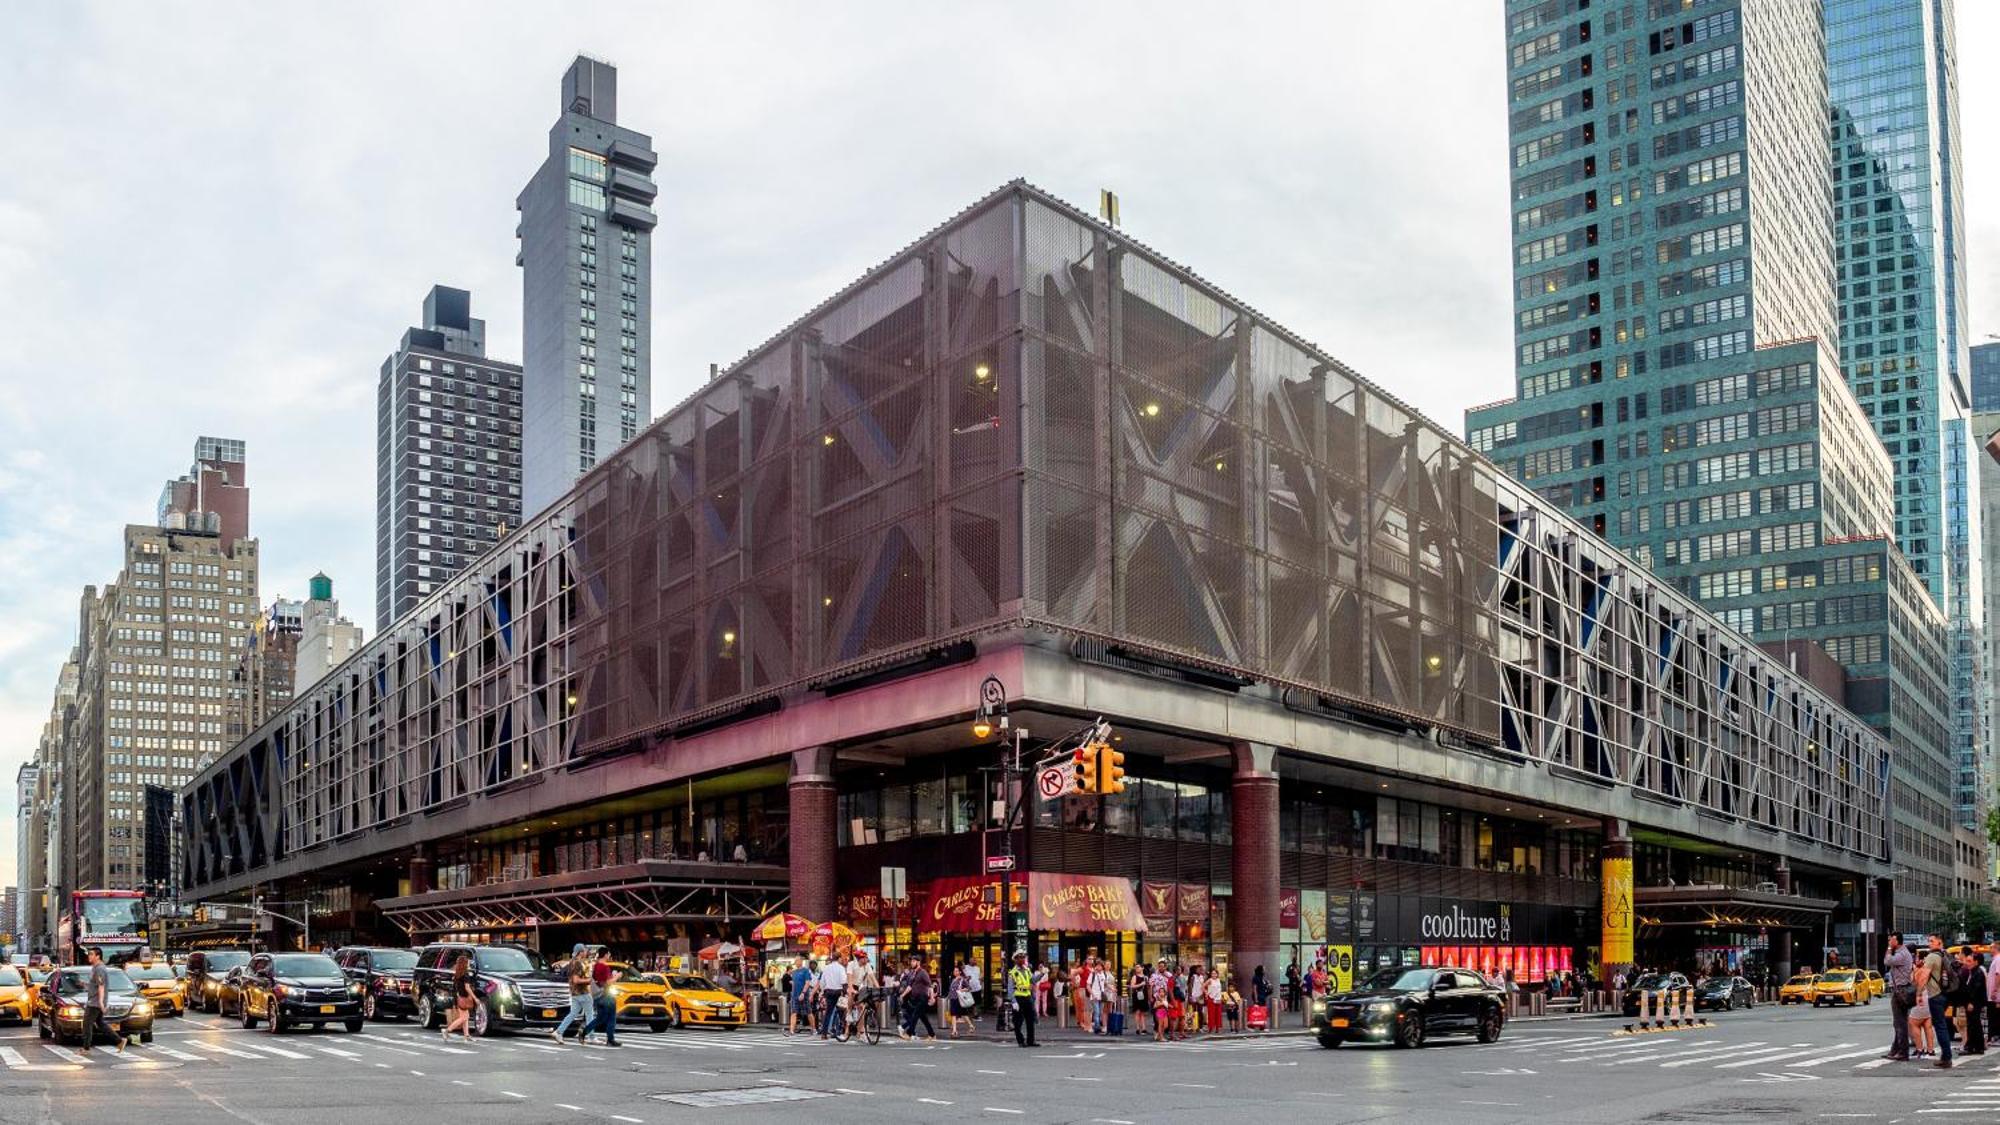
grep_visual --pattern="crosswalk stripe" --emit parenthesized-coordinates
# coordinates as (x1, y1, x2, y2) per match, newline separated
(43, 1045, 93, 1064)
(147, 1044, 205, 1062)
(0, 1046, 30, 1068)
(1713, 1044, 1853, 1069)
(1602, 1041, 1765, 1065)
(1660, 1044, 1796, 1068)
(1853, 1056, 1898, 1070)
(381, 1034, 477, 1055)
(226, 1039, 314, 1060)
(1787, 1047, 1882, 1068)
(183, 1038, 267, 1060)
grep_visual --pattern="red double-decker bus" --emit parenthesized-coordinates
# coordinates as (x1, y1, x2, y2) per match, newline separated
(56, 890, 149, 964)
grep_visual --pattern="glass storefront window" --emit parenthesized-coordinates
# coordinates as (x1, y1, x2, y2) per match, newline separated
(1300, 802, 1326, 854)
(1103, 777, 1138, 835)
(881, 784, 912, 841)
(913, 777, 946, 836)
(1140, 779, 1176, 839)
(949, 774, 978, 834)
(1177, 784, 1210, 842)
(1213, 788, 1230, 844)
(1065, 793, 1102, 832)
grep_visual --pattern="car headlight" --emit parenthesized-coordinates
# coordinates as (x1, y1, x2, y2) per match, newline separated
(1369, 1001, 1397, 1013)
(60, 1005, 83, 1018)
(350, 983, 365, 996)
(133, 1001, 154, 1014)
(1311, 1000, 1326, 1013)
(610, 985, 624, 997)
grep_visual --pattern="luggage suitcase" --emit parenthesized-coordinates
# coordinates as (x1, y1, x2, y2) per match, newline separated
(1247, 1003, 1270, 1030)
(1106, 1011, 1125, 1036)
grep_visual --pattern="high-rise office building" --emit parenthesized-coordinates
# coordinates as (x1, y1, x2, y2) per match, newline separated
(516, 55, 657, 513)
(64, 439, 259, 890)
(377, 286, 524, 629)
(1826, 0, 1986, 857)
(1474, 1, 1955, 929)
(228, 596, 301, 742)
(294, 572, 364, 693)
(15, 763, 40, 948)
(1974, 340, 2000, 413)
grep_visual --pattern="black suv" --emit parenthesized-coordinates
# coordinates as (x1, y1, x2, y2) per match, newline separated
(184, 949, 251, 1013)
(335, 947, 421, 1021)
(1312, 966, 1506, 1049)
(236, 952, 364, 1033)
(412, 942, 568, 1036)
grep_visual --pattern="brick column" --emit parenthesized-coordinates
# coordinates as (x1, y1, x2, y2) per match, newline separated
(788, 747, 838, 923)
(1231, 742, 1280, 988)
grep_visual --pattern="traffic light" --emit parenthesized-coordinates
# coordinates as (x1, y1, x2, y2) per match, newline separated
(1100, 744, 1126, 794)
(1076, 745, 1099, 795)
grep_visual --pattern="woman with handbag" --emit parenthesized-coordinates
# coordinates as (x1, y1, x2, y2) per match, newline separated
(443, 954, 477, 1042)
(947, 966, 976, 1039)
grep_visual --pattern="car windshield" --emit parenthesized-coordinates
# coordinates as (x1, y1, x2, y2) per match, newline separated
(1699, 977, 1731, 989)
(0, 968, 22, 986)
(1788, 974, 1817, 985)
(371, 950, 419, 971)
(636, 974, 665, 985)
(473, 947, 545, 973)
(1821, 971, 1855, 982)
(1358, 968, 1436, 992)
(271, 955, 342, 977)
(1632, 974, 1677, 990)
(666, 975, 723, 991)
(78, 895, 147, 935)
(202, 952, 250, 971)
(123, 963, 175, 981)
(58, 968, 135, 994)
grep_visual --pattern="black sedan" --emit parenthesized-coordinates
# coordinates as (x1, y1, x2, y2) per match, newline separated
(237, 952, 364, 1033)
(1621, 971, 1693, 1016)
(38, 967, 156, 1046)
(1694, 975, 1756, 1012)
(1312, 966, 1506, 1049)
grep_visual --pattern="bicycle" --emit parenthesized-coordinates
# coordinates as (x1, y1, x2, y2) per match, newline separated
(843, 988, 884, 1045)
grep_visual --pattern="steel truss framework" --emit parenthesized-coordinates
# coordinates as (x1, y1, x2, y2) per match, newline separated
(380, 873, 787, 938)
(182, 182, 1890, 898)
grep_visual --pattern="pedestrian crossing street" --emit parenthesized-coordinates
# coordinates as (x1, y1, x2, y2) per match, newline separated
(0, 1025, 777, 1073)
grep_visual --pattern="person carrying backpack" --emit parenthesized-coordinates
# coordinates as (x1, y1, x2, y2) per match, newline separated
(1921, 934, 1955, 1069)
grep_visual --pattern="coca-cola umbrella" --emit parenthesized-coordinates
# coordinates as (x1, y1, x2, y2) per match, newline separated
(751, 912, 815, 945)
(810, 921, 862, 954)
(697, 941, 747, 961)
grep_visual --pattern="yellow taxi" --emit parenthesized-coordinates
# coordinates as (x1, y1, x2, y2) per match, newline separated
(1811, 969, 1869, 1007)
(121, 958, 185, 1016)
(0, 965, 35, 1024)
(1860, 969, 1885, 999)
(603, 963, 672, 1030)
(655, 972, 746, 1029)
(1778, 973, 1820, 1004)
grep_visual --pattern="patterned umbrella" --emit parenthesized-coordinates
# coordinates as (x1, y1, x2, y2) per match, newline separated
(811, 921, 862, 952)
(752, 913, 815, 943)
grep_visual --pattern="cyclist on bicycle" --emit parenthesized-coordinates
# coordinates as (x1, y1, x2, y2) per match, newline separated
(846, 952, 882, 1042)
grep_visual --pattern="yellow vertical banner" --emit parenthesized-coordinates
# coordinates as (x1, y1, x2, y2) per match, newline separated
(1602, 856, 1634, 966)
(1329, 944, 1354, 993)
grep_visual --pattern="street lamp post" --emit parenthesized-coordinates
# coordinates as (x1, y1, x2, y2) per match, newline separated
(975, 676, 1027, 1034)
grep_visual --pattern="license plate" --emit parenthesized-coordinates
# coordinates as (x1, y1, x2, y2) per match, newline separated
(542, 1009, 558, 1018)
(1331, 1018, 1349, 1028)
(319, 1005, 336, 1014)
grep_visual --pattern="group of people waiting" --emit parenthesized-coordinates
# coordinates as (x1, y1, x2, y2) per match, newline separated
(1881, 932, 2000, 1070)
(783, 949, 991, 1043)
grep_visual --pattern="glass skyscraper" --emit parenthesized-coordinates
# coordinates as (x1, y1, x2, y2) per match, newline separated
(517, 56, 658, 515)
(1474, 0, 1955, 929)
(1825, 1, 1985, 847)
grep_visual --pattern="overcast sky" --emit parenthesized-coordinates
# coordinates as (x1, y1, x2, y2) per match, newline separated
(2, 1, 1996, 889)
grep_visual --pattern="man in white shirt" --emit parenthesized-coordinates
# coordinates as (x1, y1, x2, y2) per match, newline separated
(818, 953, 851, 1041)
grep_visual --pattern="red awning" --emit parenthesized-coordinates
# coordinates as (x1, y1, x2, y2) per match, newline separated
(1028, 873, 1144, 932)
(913, 873, 1143, 934)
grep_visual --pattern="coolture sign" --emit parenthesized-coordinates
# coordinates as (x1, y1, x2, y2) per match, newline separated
(1418, 903, 1513, 942)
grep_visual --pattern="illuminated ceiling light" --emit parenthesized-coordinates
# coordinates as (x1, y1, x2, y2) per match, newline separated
(822, 434, 836, 445)
(1143, 402, 1161, 417)
(974, 363, 991, 381)
(1425, 654, 1443, 670)
(822, 597, 833, 607)
(722, 630, 736, 644)
(1213, 460, 1226, 472)
(566, 694, 578, 707)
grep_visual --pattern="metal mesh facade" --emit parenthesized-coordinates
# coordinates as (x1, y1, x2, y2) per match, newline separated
(182, 183, 1889, 894)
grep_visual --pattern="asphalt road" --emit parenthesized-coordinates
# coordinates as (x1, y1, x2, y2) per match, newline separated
(2, 1001, 1996, 1123)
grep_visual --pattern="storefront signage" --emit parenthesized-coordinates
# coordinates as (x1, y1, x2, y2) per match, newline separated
(1302, 889, 1327, 943)
(1279, 888, 1301, 930)
(925, 876, 1002, 933)
(1602, 856, 1634, 967)
(1031, 874, 1141, 931)
(1141, 881, 1177, 920)
(1418, 903, 1513, 942)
